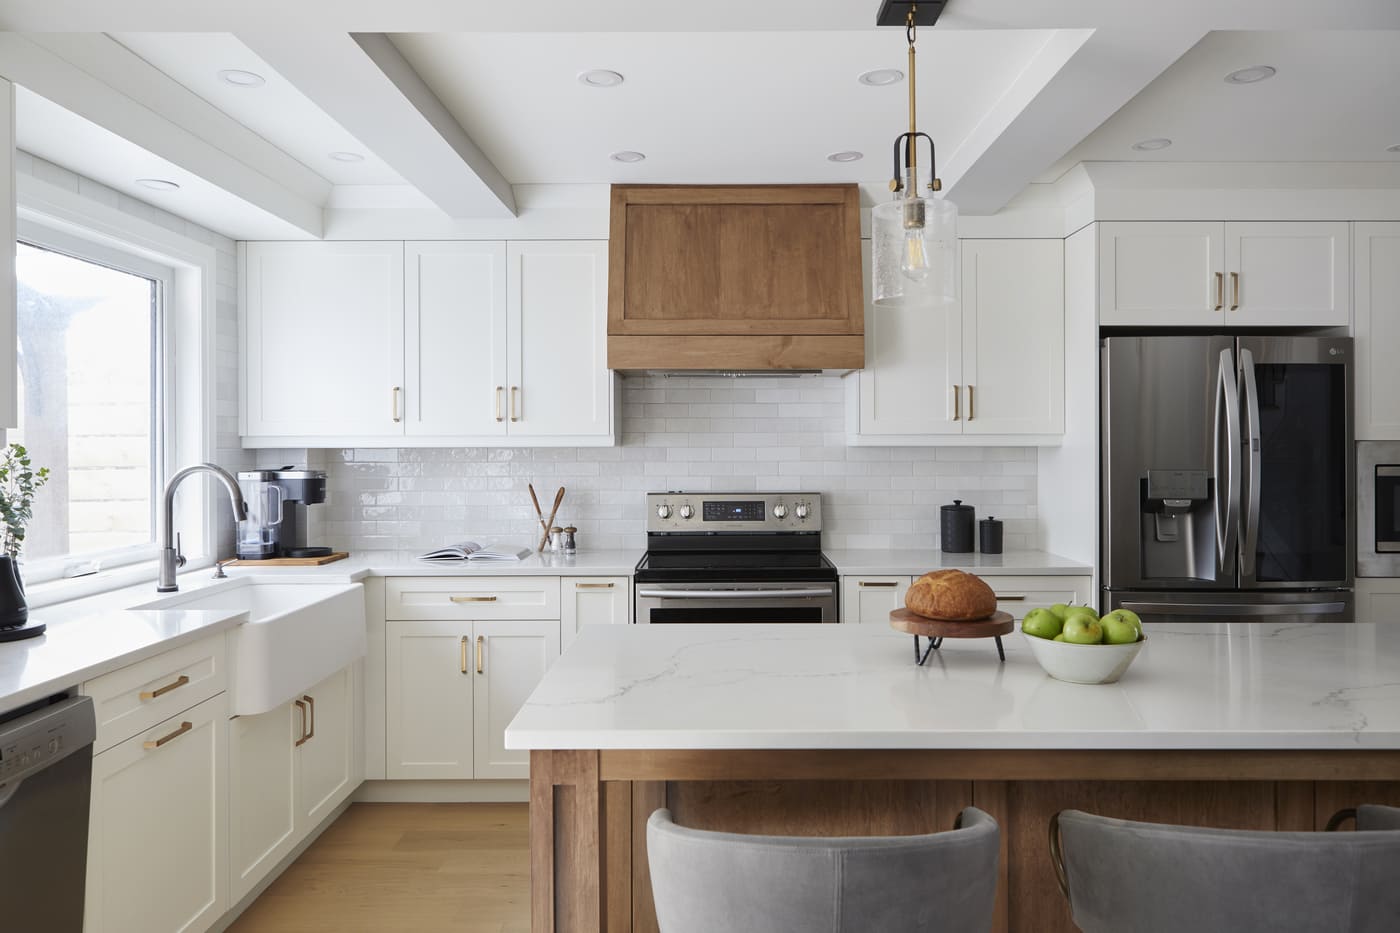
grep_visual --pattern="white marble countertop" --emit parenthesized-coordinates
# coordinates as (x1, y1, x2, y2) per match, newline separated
(219, 549, 642, 579)
(824, 549, 1091, 577)
(505, 622, 1400, 751)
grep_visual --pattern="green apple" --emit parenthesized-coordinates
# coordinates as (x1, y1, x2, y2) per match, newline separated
(1021, 607, 1063, 640)
(1062, 615, 1104, 645)
(1064, 606, 1100, 624)
(1049, 603, 1073, 622)
(1101, 609, 1143, 645)
(1053, 633, 1067, 642)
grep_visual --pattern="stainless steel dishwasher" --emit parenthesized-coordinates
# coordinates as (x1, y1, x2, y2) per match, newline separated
(0, 694, 97, 932)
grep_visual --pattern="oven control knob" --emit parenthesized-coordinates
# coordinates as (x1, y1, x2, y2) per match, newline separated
(795, 502, 810, 520)
(656, 504, 673, 519)
(678, 504, 694, 520)
(772, 504, 788, 519)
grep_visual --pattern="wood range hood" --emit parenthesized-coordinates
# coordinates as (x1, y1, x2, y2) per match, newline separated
(607, 184, 865, 372)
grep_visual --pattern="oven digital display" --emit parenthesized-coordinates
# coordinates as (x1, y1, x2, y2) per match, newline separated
(703, 500, 765, 522)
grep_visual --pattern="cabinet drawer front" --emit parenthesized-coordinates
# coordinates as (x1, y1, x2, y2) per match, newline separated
(386, 577, 561, 620)
(983, 575, 1093, 621)
(83, 635, 227, 754)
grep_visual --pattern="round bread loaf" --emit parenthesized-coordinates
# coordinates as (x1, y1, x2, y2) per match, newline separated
(904, 569, 997, 621)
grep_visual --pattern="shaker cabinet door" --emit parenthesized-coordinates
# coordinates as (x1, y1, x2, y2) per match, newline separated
(386, 621, 475, 780)
(1356, 223, 1400, 440)
(472, 619, 561, 780)
(1225, 222, 1349, 326)
(1098, 222, 1225, 326)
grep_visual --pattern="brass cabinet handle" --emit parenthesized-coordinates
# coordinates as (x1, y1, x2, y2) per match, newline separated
(294, 699, 310, 747)
(952, 384, 961, 421)
(494, 386, 504, 423)
(144, 720, 193, 750)
(510, 386, 520, 423)
(303, 694, 316, 742)
(460, 636, 469, 674)
(994, 594, 1027, 601)
(450, 595, 497, 603)
(575, 582, 615, 589)
(859, 580, 899, 588)
(968, 385, 975, 421)
(1230, 272, 1240, 311)
(392, 386, 401, 423)
(1215, 271, 1224, 311)
(476, 635, 484, 675)
(140, 674, 189, 701)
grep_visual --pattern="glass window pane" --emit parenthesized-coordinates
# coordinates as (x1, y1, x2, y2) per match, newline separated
(13, 242, 157, 563)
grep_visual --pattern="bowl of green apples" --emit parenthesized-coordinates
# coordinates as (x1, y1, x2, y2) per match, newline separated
(1019, 604, 1144, 685)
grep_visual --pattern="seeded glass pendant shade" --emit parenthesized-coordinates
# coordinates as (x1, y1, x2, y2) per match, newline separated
(871, 5, 958, 307)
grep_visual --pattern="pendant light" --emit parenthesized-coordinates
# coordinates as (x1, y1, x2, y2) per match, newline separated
(871, 6, 957, 306)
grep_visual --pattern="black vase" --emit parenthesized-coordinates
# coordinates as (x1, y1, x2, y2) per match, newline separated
(0, 555, 28, 628)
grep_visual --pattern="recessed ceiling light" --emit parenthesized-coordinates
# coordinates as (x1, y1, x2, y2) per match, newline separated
(609, 150, 646, 163)
(1387, 144, 1400, 153)
(1225, 65, 1277, 85)
(827, 151, 864, 163)
(217, 69, 266, 88)
(858, 68, 904, 87)
(578, 69, 625, 88)
(328, 151, 365, 162)
(1131, 138, 1173, 152)
(135, 178, 180, 192)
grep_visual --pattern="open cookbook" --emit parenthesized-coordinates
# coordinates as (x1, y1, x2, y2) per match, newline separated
(417, 541, 533, 561)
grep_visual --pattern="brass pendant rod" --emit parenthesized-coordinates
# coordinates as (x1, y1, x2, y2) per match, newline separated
(905, 8, 918, 191)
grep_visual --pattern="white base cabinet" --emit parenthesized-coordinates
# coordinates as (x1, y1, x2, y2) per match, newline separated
(841, 577, 911, 624)
(561, 576, 630, 651)
(1356, 579, 1400, 624)
(840, 574, 1094, 624)
(228, 664, 360, 903)
(86, 692, 228, 933)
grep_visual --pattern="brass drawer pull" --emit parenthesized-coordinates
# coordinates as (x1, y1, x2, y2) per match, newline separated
(859, 581, 899, 588)
(510, 386, 520, 423)
(460, 636, 469, 674)
(144, 720, 193, 750)
(952, 384, 961, 421)
(392, 386, 401, 423)
(303, 694, 316, 742)
(1215, 271, 1224, 311)
(576, 582, 616, 589)
(140, 674, 190, 701)
(494, 386, 504, 423)
(1230, 272, 1240, 311)
(476, 635, 484, 675)
(450, 595, 498, 603)
(995, 595, 1027, 601)
(294, 700, 310, 746)
(968, 385, 975, 421)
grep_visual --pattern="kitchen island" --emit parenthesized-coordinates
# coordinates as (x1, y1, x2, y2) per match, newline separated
(506, 622, 1400, 933)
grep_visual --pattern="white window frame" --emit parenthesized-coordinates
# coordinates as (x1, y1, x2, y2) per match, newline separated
(15, 171, 223, 606)
(15, 220, 177, 584)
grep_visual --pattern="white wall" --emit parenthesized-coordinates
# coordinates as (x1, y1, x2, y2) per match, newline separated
(311, 374, 1039, 556)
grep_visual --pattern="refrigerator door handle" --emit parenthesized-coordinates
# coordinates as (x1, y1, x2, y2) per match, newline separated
(1214, 348, 1241, 573)
(1239, 348, 1262, 578)
(1120, 601, 1349, 617)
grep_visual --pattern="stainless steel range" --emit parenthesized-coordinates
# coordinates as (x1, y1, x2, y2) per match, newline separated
(634, 492, 838, 624)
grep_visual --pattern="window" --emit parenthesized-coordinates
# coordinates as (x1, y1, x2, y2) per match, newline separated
(12, 231, 172, 582)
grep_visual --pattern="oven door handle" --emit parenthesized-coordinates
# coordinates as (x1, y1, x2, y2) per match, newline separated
(636, 587, 834, 599)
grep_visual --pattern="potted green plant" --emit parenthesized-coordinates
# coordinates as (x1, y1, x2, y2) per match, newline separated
(0, 443, 49, 632)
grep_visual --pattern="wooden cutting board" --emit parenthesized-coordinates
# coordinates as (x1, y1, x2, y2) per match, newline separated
(225, 552, 349, 567)
(889, 608, 1015, 638)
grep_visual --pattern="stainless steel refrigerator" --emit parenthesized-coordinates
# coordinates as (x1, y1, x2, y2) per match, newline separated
(1101, 335, 1354, 622)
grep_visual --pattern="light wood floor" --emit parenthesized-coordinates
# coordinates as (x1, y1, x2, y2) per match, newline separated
(227, 803, 530, 933)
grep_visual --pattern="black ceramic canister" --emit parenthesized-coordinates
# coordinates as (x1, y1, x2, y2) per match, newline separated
(940, 499, 975, 553)
(980, 516, 1004, 554)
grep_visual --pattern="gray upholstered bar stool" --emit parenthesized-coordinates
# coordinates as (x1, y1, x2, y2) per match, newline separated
(1050, 809, 1400, 933)
(1327, 804, 1400, 831)
(646, 807, 1000, 933)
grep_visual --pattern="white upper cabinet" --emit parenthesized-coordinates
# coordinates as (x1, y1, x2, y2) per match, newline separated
(508, 241, 612, 439)
(1355, 223, 1400, 440)
(243, 241, 405, 438)
(1098, 221, 1349, 327)
(1098, 222, 1224, 326)
(404, 241, 508, 437)
(962, 239, 1064, 436)
(242, 239, 615, 446)
(849, 238, 1063, 444)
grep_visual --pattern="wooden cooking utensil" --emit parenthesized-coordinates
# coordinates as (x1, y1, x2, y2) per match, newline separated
(540, 486, 566, 552)
(528, 483, 549, 540)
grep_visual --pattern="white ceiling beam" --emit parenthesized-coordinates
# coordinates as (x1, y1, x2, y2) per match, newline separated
(236, 32, 515, 219)
(0, 32, 327, 237)
(941, 26, 1204, 214)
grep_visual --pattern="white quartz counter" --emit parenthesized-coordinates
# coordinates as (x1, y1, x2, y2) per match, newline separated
(824, 548, 1091, 577)
(219, 549, 642, 580)
(506, 622, 1400, 751)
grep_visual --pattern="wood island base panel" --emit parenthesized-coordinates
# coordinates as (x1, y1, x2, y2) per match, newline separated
(530, 748, 1400, 933)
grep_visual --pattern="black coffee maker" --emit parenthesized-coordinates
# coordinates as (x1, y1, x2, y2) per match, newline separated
(236, 468, 332, 560)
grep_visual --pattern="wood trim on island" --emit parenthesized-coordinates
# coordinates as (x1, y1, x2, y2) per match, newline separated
(530, 748, 1400, 933)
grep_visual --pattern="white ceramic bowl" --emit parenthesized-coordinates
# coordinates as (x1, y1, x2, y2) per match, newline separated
(1022, 633, 1145, 685)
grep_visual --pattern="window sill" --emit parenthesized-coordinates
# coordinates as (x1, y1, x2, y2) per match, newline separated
(25, 558, 214, 612)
